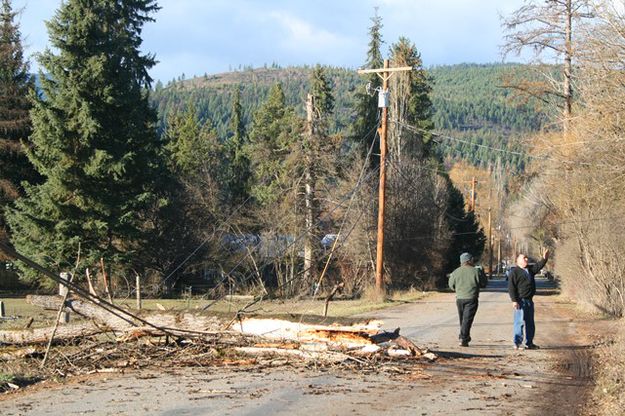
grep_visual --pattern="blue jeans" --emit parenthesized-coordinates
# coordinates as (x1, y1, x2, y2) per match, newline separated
(513, 298, 535, 346)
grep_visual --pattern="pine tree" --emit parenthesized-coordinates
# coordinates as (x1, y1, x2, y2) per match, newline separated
(445, 185, 486, 269)
(309, 65, 334, 117)
(246, 83, 299, 207)
(7, 0, 164, 286)
(0, 0, 36, 246)
(225, 86, 250, 206)
(350, 10, 384, 163)
(388, 37, 434, 161)
(156, 104, 225, 283)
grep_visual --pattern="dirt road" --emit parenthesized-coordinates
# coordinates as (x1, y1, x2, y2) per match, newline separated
(2, 278, 607, 415)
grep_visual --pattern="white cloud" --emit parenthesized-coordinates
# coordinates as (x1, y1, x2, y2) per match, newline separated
(13, 0, 531, 81)
(267, 10, 353, 52)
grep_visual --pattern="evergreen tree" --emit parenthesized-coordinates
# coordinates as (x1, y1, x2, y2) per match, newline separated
(225, 86, 250, 206)
(6, 0, 164, 286)
(244, 83, 302, 294)
(350, 10, 384, 163)
(157, 104, 225, 284)
(0, 0, 36, 245)
(245, 83, 299, 207)
(388, 37, 434, 161)
(309, 65, 335, 117)
(444, 185, 486, 273)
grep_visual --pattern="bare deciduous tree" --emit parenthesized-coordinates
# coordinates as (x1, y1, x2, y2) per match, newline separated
(501, 0, 594, 135)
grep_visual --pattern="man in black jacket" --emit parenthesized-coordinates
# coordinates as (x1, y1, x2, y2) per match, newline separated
(508, 249, 550, 350)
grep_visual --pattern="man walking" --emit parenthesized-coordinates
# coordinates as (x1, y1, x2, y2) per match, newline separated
(508, 249, 550, 350)
(449, 252, 488, 347)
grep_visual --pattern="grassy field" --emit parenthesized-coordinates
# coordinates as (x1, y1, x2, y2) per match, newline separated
(0, 289, 428, 330)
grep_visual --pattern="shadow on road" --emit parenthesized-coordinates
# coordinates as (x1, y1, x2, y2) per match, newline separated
(432, 350, 506, 359)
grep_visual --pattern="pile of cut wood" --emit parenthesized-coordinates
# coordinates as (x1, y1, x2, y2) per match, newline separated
(0, 295, 436, 366)
(230, 317, 437, 363)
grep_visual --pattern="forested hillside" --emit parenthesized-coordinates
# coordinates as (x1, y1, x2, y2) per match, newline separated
(151, 63, 549, 171)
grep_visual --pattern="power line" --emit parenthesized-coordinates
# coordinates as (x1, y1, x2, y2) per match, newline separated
(394, 120, 543, 160)
(508, 216, 625, 230)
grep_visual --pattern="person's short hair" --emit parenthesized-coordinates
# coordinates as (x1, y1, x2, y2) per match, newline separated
(460, 252, 472, 264)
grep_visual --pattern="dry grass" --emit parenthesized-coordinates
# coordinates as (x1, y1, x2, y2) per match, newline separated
(0, 298, 60, 329)
(593, 318, 625, 416)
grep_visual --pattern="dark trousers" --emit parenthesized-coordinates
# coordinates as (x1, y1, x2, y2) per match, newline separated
(456, 298, 479, 343)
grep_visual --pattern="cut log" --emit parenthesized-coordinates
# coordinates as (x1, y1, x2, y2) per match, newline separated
(26, 295, 224, 334)
(27, 295, 130, 329)
(229, 318, 383, 348)
(0, 322, 106, 345)
(386, 348, 412, 357)
(393, 335, 426, 356)
(26, 295, 66, 311)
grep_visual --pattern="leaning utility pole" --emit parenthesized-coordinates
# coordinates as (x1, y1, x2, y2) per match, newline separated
(357, 60, 413, 296)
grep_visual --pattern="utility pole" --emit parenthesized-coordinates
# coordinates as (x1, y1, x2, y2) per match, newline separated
(488, 206, 493, 277)
(488, 178, 493, 278)
(470, 177, 477, 212)
(497, 235, 502, 275)
(303, 93, 317, 285)
(357, 60, 413, 296)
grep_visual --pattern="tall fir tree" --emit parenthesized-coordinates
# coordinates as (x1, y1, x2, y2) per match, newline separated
(0, 0, 36, 247)
(6, 0, 165, 286)
(388, 37, 434, 162)
(350, 9, 384, 165)
(225, 86, 250, 206)
(156, 104, 225, 284)
(245, 83, 299, 207)
(444, 185, 486, 272)
(309, 65, 335, 117)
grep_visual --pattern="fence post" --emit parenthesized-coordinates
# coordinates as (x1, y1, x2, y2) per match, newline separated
(135, 273, 141, 310)
(58, 272, 70, 324)
(59, 272, 70, 297)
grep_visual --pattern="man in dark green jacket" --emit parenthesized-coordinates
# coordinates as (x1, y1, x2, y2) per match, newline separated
(449, 252, 488, 347)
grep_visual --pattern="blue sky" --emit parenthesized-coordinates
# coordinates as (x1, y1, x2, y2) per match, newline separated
(13, 0, 526, 83)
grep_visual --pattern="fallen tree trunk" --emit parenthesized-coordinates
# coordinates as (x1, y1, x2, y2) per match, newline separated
(0, 322, 106, 345)
(27, 295, 131, 330)
(229, 317, 383, 348)
(17, 296, 436, 362)
(26, 295, 223, 334)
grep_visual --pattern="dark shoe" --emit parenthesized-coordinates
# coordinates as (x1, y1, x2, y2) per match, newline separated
(525, 344, 540, 350)
(460, 341, 469, 347)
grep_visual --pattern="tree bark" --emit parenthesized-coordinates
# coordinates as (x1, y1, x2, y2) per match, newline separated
(0, 322, 106, 345)
(26, 295, 223, 333)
